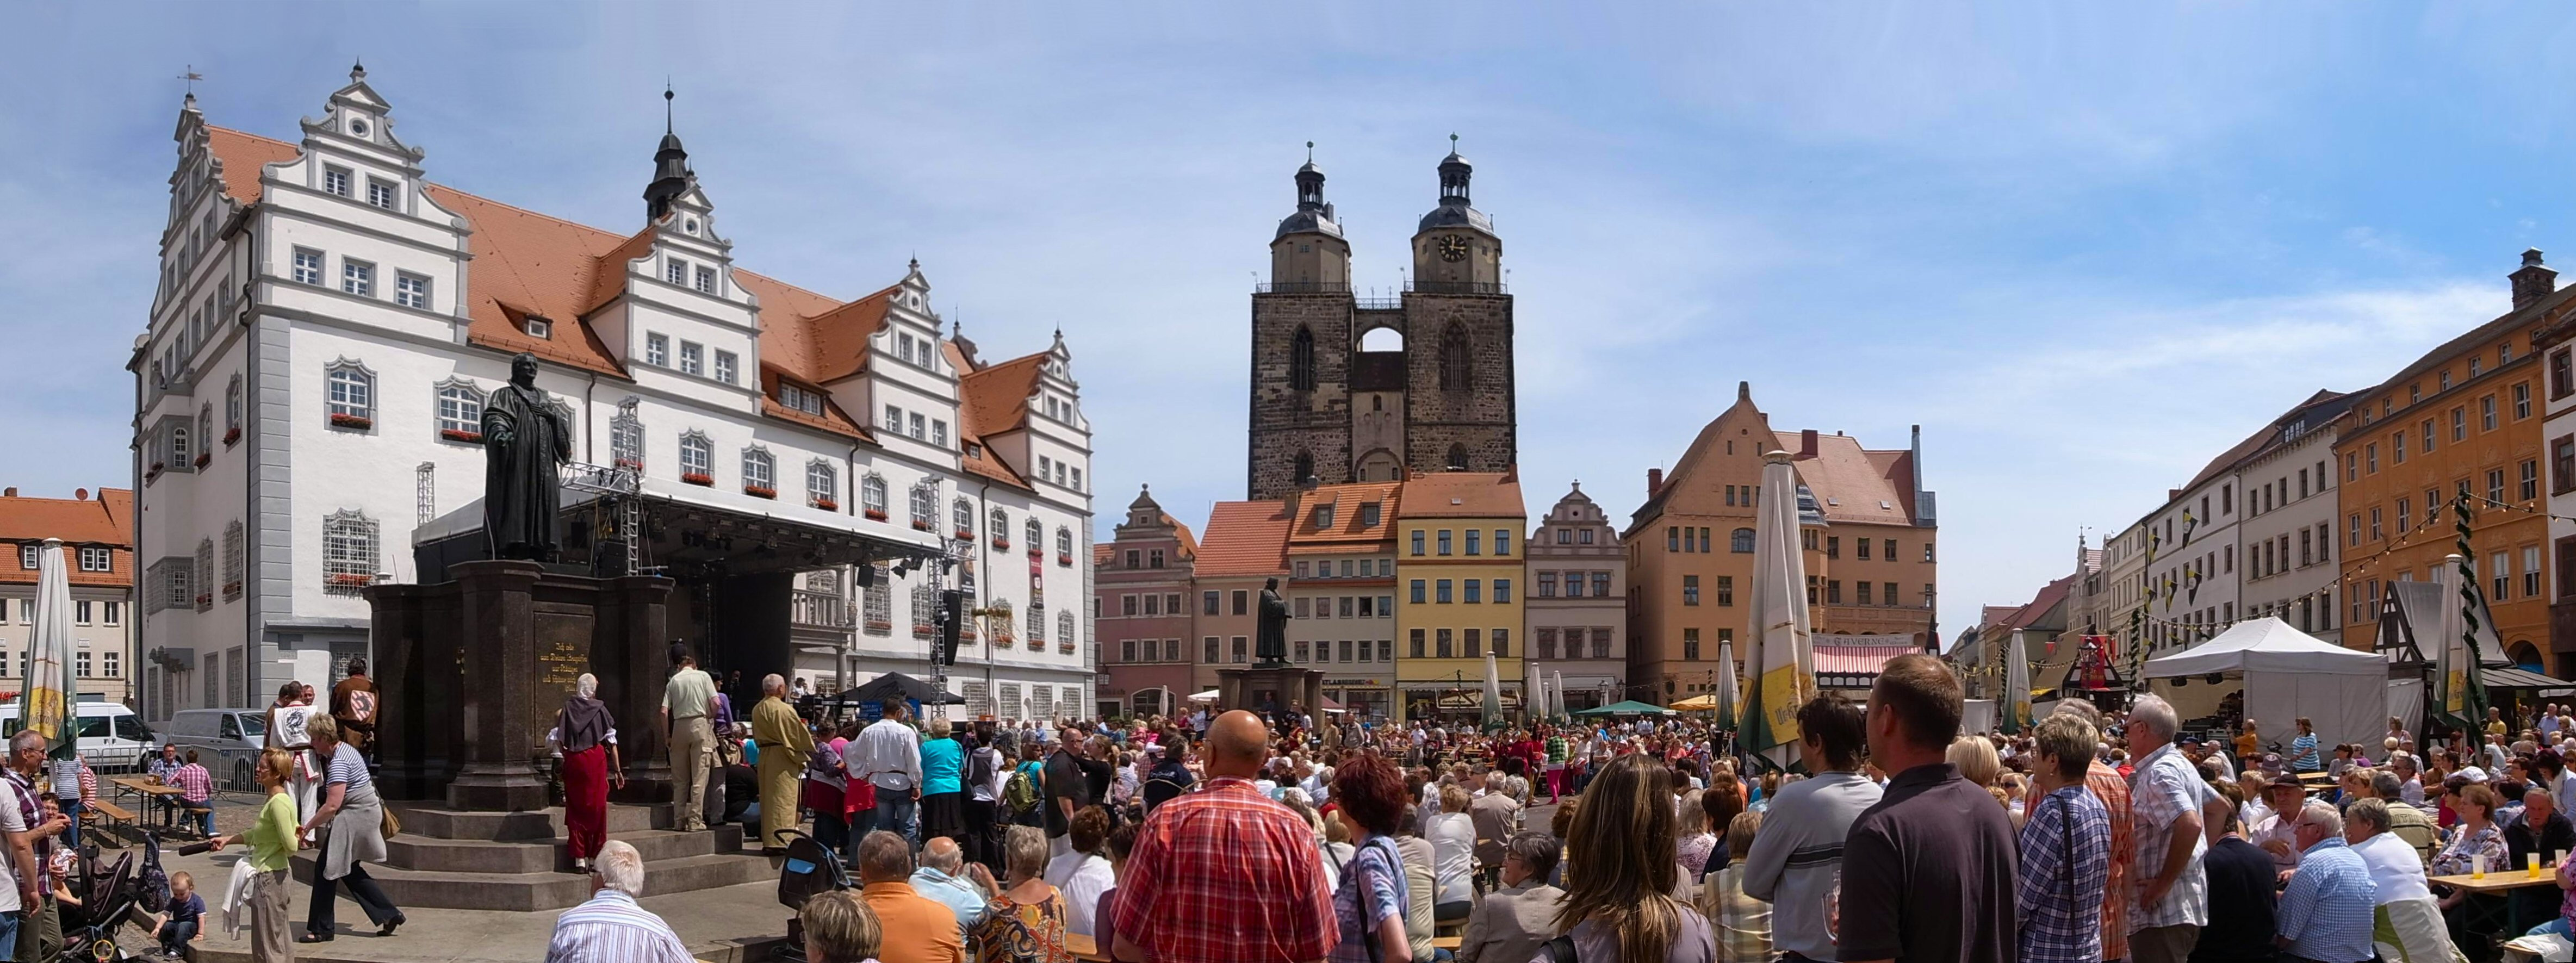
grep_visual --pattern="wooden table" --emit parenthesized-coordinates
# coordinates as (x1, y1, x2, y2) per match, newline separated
(1433, 936, 1463, 950)
(107, 776, 187, 830)
(2431, 871, 2562, 937)
(1065, 933, 1109, 962)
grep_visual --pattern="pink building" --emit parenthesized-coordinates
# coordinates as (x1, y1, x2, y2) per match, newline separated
(1094, 487, 1199, 718)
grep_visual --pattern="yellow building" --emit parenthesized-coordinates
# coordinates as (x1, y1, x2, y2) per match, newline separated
(1393, 471, 1526, 723)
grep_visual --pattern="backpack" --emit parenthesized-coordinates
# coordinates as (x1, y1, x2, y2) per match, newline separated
(1004, 763, 1041, 815)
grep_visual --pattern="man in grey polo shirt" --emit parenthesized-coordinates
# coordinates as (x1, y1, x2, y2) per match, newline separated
(1740, 692, 1879, 963)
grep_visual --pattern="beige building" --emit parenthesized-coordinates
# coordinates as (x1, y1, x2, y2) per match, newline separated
(1, 488, 135, 707)
(1526, 482, 1625, 712)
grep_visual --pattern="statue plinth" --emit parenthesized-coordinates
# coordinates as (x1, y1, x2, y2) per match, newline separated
(1218, 664, 1324, 723)
(368, 561, 673, 810)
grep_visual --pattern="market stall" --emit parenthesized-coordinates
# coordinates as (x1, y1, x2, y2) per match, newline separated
(2141, 617, 2382, 756)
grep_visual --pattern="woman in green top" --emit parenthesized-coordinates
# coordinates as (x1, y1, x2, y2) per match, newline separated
(211, 748, 301, 961)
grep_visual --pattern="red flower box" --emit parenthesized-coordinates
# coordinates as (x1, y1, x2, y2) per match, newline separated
(614, 457, 644, 470)
(1058, 553, 1073, 566)
(328, 413, 372, 430)
(913, 520, 935, 532)
(812, 500, 840, 512)
(865, 508, 890, 521)
(1027, 547, 1043, 560)
(744, 485, 777, 499)
(194, 594, 210, 607)
(913, 625, 934, 638)
(222, 581, 242, 597)
(955, 530, 975, 540)
(992, 538, 1010, 551)
(865, 620, 893, 632)
(327, 573, 373, 587)
(191, 453, 209, 469)
(145, 463, 164, 480)
(221, 427, 241, 446)
(440, 428, 485, 444)
(681, 473, 714, 487)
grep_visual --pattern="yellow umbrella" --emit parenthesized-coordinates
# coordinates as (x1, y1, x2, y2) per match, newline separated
(1670, 694, 1721, 712)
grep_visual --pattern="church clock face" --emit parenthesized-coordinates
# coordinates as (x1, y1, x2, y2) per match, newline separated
(1437, 234, 1470, 263)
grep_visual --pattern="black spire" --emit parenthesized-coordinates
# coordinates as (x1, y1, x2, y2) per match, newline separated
(1438, 133, 1470, 206)
(1294, 140, 1324, 211)
(644, 84, 691, 221)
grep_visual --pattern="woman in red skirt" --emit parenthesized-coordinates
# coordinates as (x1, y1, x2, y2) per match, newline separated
(555, 673, 623, 872)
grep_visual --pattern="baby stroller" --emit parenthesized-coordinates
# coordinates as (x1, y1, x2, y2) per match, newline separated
(769, 829, 848, 962)
(54, 832, 172, 962)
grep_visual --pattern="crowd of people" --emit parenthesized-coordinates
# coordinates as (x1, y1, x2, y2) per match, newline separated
(536, 650, 2559, 963)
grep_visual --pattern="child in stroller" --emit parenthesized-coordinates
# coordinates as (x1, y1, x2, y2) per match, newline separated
(45, 830, 175, 962)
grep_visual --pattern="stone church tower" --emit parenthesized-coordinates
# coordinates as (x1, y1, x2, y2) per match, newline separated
(1246, 141, 1517, 499)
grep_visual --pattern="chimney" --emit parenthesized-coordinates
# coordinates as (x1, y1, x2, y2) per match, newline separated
(2513, 248, 2558, 310)
(1, 488, 14, 498)
(73, 488, 85, 501)
(1646, 468, 1663, 496)
(1799, 430, 1818, 458)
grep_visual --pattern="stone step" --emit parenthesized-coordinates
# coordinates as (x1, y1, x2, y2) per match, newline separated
(292, 850, 778, 912)
(389, 802, 669, 842)
(384, 825, 746, 874)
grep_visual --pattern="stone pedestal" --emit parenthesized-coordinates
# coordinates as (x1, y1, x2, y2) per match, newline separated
(368, 561, 672, 810)
(1218, 663, 1325, 724)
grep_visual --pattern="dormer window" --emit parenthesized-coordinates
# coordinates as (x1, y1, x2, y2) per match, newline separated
(694, 266, 716, 295)
(1315, 504, 1336, 529)
(323, 166, 351, 198)
(779, 383, 826, 417)
(1361, 502, 1381, 527)
(666, 258, 688, 285)
(524, 316, 551, 339)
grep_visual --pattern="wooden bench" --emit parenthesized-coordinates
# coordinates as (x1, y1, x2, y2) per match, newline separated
(84, 799, 138, 842)
(1434, 936, 1463, 950)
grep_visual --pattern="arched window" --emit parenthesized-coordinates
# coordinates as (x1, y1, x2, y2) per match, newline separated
(610, 400, 643, 470)
(678, 432, 713, 482)
(322, 509, 380, 595)
(193, 538, 214, 610)
(990, 599, 1016, 644)
(911, 584, 936, 637)
(806, 461, 837, 508)
(991, 508, 1010, 547)
(221, 520, 245, 599)
(1056, 526, 1072, 561)
(1025, 518, 1043, 553)
(1294, 450, 1314, 483)
(860, 474, 889, 518)
(1289, 325, 1316, 392)
(1730, 528, 1756, 553)
(326, 361, 374, 426)
(171, 423, 192, 465)
(954, 498, 976, 537)
(741, 447, 775, 495)
(1439, 323, 1471, 390)
(435, 380, 485, 441)
(862, 562, 892, 635)
(1447, 443, 1468, 471)
(1057, 610, 1075, 649)
(909, 483, 938, 529)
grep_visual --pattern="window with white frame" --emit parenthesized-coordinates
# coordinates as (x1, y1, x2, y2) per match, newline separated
(990, 508, 1009, 545)
(780, 383, 825, 417)
(225, 375, 242, 436)
(963, 680, 990, 718)
(435, 381, 484, 439)
(341, 259, 373, 297)
(860, 474, 888, 518)
(1028, 684, 1052, 720)
(694, 266, 716, 295)
(908, 412, 925, 440)
(678, 432, 713, 480)
(323, 166, 351, 197)
(1057, 611, 1075, 649)
(1070, 467, 1082, 491)
(932, 420, 948, 446)
(806, 461, 836, 508)
(666, 258, 687, 285)
(1025, 518, 1042, 551)
(883, 405, 902, 433)
(18, 545, 37, 571)
(645, 333, 669, 367)
(322, 510, 378, 595)
(197, 404, 212, 459)
(998, 683, 1022, 721)
(221, 521, 243, 598)
(678, 341, 703, 376)
(1056, 526, 1072, 560)
(326, 363, 373, 424)
(911, 584, 935, 635)
(611, 401, 643, 470)
(910, 484, 937, 529)
(1029, 601, 1046, 644)
(524, 315, 550, 339)
(101, 651, 118, 679)
(391, 272, 430, 310)
(292, 248, 324, 285)
(954, 499, 974, 537)
(74, 601, 90, 627)
(166, 420, 191, 468)
(79, 545, 111, 574)
(714, 351, 737, 385)
(742, 448, 775, 494)
(76, 652, 90, 680)
(864, 562, 891, 635)
(990, 599, 1015, 644)
(365, 178, 396, 210)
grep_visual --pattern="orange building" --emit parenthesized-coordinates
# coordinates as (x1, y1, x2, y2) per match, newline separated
(2335, 254, 2562, 667)
(1623, 384, 1936, 705)
(0, 487, 136, 704)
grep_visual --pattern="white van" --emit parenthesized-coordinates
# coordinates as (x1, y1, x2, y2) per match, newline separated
(0, 701, 152, 771)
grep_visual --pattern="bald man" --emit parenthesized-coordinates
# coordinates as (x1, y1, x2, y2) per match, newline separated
(1113, 711, 1333, 963)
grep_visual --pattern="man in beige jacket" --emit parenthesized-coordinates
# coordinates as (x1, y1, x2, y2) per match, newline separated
(1458, 832, 1564, 963)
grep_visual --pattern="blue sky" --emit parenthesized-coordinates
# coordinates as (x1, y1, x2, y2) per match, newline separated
(4, 3, 2574, 638)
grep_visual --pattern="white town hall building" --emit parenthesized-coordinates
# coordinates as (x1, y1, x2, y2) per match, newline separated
(132, 65, 1096, 724)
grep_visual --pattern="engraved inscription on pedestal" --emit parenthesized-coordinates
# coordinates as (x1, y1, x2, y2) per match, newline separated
(532, 608, 594, 757)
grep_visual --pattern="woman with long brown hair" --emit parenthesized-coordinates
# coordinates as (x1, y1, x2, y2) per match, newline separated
(1551, 753, 1716, 962)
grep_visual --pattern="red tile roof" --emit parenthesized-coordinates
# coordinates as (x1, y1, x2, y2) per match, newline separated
(1194, 501, 1292, 577)
(1776, 432, 1914, 526)
(940, 341, 1030, 490)
(1397, 471, 1524, 519)
(1287, 482, 1404, 547)
(959, 352, 1048, 438)
(0, 489, 133, 588)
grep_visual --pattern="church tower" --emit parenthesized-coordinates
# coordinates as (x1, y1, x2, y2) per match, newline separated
(1245, 142, 1517, 500)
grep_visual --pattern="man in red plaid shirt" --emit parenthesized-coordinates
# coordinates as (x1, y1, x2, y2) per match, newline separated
(169, 750, 215, 837)
(1113, 710, 1334, 963)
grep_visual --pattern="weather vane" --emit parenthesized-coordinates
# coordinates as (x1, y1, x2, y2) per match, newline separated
(177, 65, 203, 95)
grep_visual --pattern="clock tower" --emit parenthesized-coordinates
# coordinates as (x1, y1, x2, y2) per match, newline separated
(1245, 141, 1517, 500)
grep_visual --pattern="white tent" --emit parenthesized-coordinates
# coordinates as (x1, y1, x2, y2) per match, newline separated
(2141, 617, 2382, 754)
